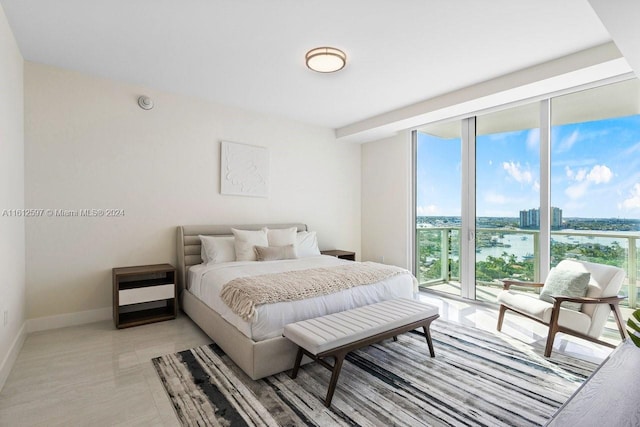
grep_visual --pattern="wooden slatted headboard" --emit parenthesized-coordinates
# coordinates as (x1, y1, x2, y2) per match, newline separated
(176, 223, 308, 295)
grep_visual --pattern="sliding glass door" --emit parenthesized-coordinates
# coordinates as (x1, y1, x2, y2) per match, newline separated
(414, 78, 640, 309)
(474, 103, 540, 302)
(415, 122, 462, 296)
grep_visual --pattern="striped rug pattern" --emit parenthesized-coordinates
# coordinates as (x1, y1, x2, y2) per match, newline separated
(152, 320, 596, 426)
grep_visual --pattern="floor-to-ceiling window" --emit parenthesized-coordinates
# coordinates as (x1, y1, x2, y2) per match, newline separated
(415, 122, 462, 296)
(414, 78, 640, 309)
(551, 79, 640, 308)
(475, 104, 540, 301)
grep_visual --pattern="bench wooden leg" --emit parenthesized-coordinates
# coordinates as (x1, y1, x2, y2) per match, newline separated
(290, 347, 304, 379)
(423, 325, 435, 357)
(325, 353, 346, 407)
(392, 336, 398, 342)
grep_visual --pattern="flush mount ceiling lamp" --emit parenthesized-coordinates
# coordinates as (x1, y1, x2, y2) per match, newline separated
(305, 47, 347, 73)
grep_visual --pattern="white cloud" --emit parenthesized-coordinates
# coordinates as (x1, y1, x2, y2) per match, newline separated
(564, 164, 613, 201)
(565, 166, 574, 179)
(557, 130, 579, 152)
(586, 164, 612, 184)
(565, 181, 589, 200)
(417, 205, 439, 215)
(502, 161, 532, 184)
(532, 180, 540, 192)
(555, 158, 597, 169)
(566, 164, 612, 183)
(619, 183, 640, 210)
(622, 141, 640, 156)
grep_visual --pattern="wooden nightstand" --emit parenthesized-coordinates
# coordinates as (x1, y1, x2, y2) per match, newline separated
(112, 263, 177, 328)
(321, 250, 356, 261)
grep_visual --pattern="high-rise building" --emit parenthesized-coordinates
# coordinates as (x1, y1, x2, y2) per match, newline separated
(519, 207, 562, 229)
(551, 207, 563, 229)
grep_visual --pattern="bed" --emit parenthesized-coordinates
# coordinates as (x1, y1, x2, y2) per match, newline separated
(177, 223, 417, 380)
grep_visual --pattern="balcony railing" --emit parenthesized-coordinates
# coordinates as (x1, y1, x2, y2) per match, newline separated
(417, 227, 639, 308)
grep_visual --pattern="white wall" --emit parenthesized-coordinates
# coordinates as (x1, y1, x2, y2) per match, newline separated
(0, 4, 26, 389)
(24, 62, 361, 322)
(361, 131, 411, 269)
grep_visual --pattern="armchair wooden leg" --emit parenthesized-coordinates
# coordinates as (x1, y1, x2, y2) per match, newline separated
(544, 330, 557, 357)
(610, 303, 629, 341)
(497, 305, 507, 331)
(545, 306, 562, 357)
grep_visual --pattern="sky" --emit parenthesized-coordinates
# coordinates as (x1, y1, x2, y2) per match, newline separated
(417, 114, 640, 219)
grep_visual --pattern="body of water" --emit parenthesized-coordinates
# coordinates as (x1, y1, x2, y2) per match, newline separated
(474, 231, 632, 262)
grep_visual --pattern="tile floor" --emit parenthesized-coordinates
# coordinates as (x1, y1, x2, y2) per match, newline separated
(0, 315, 211, 426)
(0, 293, 621, 426)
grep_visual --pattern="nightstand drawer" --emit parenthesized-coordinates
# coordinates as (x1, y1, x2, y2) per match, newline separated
(321, 250, 356, 261)
(118, 283, 175, 306)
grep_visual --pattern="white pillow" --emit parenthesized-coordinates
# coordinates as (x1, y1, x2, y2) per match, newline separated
(267, 227, 297, 247)
(254, 244, 297, 261)
(296, 231, 320, 257)
(199, 235, 236, 264)
(231, 228, 268, 261)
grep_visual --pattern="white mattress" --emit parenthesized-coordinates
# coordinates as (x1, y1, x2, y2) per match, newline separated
(187, 255, 418, 341)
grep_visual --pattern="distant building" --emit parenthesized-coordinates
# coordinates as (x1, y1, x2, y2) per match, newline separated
(551, 207, 562, 229)
(520, 208, 538, 229)
(519, 207, 562, 229)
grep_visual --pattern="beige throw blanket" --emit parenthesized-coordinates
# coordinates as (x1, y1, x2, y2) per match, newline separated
(219, 262, 408, 321)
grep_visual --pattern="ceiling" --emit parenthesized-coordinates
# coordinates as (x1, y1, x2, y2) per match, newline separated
(0, 0, 615, 131)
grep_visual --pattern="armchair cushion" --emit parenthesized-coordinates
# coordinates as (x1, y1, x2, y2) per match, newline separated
(539, 267, 590, 311)
(497, 291, 591, 334)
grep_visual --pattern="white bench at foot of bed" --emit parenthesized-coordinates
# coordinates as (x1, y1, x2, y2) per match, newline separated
(282, 298, 440, 407)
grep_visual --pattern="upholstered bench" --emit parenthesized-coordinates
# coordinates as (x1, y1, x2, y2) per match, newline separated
(282, 298, 440, 407)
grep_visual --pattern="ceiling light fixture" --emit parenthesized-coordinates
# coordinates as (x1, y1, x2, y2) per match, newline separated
(305, 47, 346, 73)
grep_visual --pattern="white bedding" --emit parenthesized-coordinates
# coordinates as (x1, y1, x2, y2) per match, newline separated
(187, 255, 417, 341)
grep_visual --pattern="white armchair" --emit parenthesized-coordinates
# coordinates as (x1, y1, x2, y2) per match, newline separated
(496, 259, 628, 357)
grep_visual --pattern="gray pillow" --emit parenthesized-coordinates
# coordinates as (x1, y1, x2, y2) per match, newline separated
(539, 268, 590, 311)
(254, 244, 297, 262)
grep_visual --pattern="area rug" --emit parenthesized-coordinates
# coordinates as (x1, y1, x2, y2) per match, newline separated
(152, 320, 596, 427)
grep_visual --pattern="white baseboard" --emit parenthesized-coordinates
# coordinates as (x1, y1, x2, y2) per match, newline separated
(0, 322, 26, 392)
(27, 307, 112, 333)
